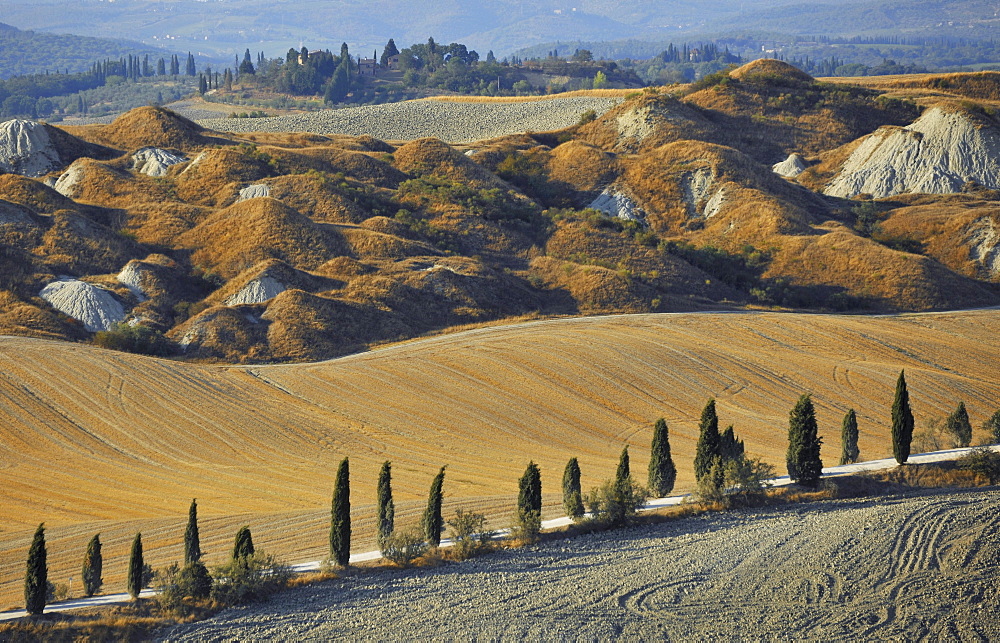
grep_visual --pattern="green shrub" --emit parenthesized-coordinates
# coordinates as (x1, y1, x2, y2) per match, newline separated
(957, 448, 1000, 484)
(155, 561, 212, 613)
(93, 323, 174, 357)
(508, 509, 542, 544)
(984, 410, 1000, 444)
(381, 528, 428, 566)
(447, 509, 495, 559)
(211, 553, 290, 604)
(696, 455, 775, 505)
(585, 478, 648, 527)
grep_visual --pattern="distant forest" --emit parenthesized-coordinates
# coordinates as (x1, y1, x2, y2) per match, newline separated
(0, 22, 167, 79)
(4, 18, 1000, 121)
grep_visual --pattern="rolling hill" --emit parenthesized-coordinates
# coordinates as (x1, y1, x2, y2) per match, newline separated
(1, 308, 999, 609)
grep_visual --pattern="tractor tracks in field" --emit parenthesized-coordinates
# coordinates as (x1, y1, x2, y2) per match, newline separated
(165, 488, 1000, 641)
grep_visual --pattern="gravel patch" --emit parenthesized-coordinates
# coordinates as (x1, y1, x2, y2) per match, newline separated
(162, 488, 1000, 641)
(192, 97, 622, 142)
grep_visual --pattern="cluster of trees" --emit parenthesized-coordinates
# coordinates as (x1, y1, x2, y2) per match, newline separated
(23, 369, 999, 616)
(232, 36, 642, 105)
(0, 51, 202, 118)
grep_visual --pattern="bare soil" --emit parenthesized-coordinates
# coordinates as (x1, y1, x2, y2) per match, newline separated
(163, 487, 1000, 641)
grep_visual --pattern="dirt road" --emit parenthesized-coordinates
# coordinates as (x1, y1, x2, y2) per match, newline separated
(164, 487, 1000, 641)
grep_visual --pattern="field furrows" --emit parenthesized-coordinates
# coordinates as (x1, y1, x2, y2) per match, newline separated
(166, 489, 1000, 640)
(1, 310, 1000, 610)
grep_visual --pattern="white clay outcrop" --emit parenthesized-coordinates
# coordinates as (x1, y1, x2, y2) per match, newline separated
(681, 168, 727, 219)
(825, 108, 1000, 198)
(131, 147, 188, 177)
(225, 275, 286, 305)
(116, 260, 151, 301)
(772, 153, 807, 178)
(0, 120, 61, 177)
(237, 184, 271, 202)
(588, 188, 646, 222)
(39, 278, 126, 332)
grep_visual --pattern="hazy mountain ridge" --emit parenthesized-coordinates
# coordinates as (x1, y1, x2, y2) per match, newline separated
(3, 0, 995, 64)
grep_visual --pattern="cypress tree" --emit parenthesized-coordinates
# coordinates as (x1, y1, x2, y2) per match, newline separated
(518, 461, 542, 518)
(986, 409, 1000, 444)
(840, 409, 860, 465)
(127, 533, 144, 600)
(198, 74, 208, 94)
(891, 370, 914, 464)
(186, 52, 197, 76)
(330, 457, 351, 566)
(946, 401, 973, 448)
(184, 499, 201, 565)
(719, 425, 744, 462)
(562, 457, 584, 519)
(82, 533, 102, 597)
(648, 418, 676, 497)
(232, 526, 254, 561)
(239, 49, 255, 75)
(380, 38, 399, 67)
(694, 399, 721, 481)
(786, 394, 823, 487)
(616, 446, 630, 483)
(377, 461, 394, 550)
(24, 523, 47, 615)
(325, 61, 350, 104)
(422, 466, 446, 547)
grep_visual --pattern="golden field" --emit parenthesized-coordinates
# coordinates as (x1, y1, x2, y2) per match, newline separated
(2, 308, 1000, 609)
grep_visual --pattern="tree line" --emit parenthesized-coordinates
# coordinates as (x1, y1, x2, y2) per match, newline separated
(0, 51, 201, 119)
(21, 369, 1000, 615)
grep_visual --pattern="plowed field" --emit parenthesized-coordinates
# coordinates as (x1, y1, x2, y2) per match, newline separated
(1, 309, 998, 609)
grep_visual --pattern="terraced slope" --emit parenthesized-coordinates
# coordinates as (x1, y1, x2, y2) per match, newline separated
(1, 309, 1000, 609)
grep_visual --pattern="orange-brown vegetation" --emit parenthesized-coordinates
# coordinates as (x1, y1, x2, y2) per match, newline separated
(0, 90, 997, 356)
(0, 309, 998, 609)
(177, 197, 350, 279)
(65, 106, 214, 151)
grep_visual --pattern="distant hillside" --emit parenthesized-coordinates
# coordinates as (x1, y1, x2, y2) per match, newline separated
(2, 65, 1000, 362)
(4, 0, 998, 60)
(0, 23, 171, 79)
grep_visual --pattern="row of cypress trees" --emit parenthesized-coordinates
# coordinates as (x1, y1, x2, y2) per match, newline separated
(25, 369, 982, 613)
(24, 526, 147, 616)
(24, 500, 209, 615)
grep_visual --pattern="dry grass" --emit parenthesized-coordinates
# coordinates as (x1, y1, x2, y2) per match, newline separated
(1, 309, 999, 607)
(820, 71, 1000, 104)
(177, 197, 350, 279)
(64, 106, 214, 152)
(0, 598, 222, 641)
(546, 140, 620, 193)
(728, 59, 814, 84)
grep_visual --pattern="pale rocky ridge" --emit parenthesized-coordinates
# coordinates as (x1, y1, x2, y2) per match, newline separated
(772, 152, 807, 178)
(588, 188, 645, 222)
(225, 275, 286, 305)
(0, 120, 61, 177)
(681, 167, 727, 219)
(116, 260, 151, 301)
(53, 159, 87, 198)
(130, 147, 188, 177)
(825, 107, 1000, 198)
(237, 184, 271, 202)
(39, 278, 126, 332)
(966, 216, 1000, 275)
